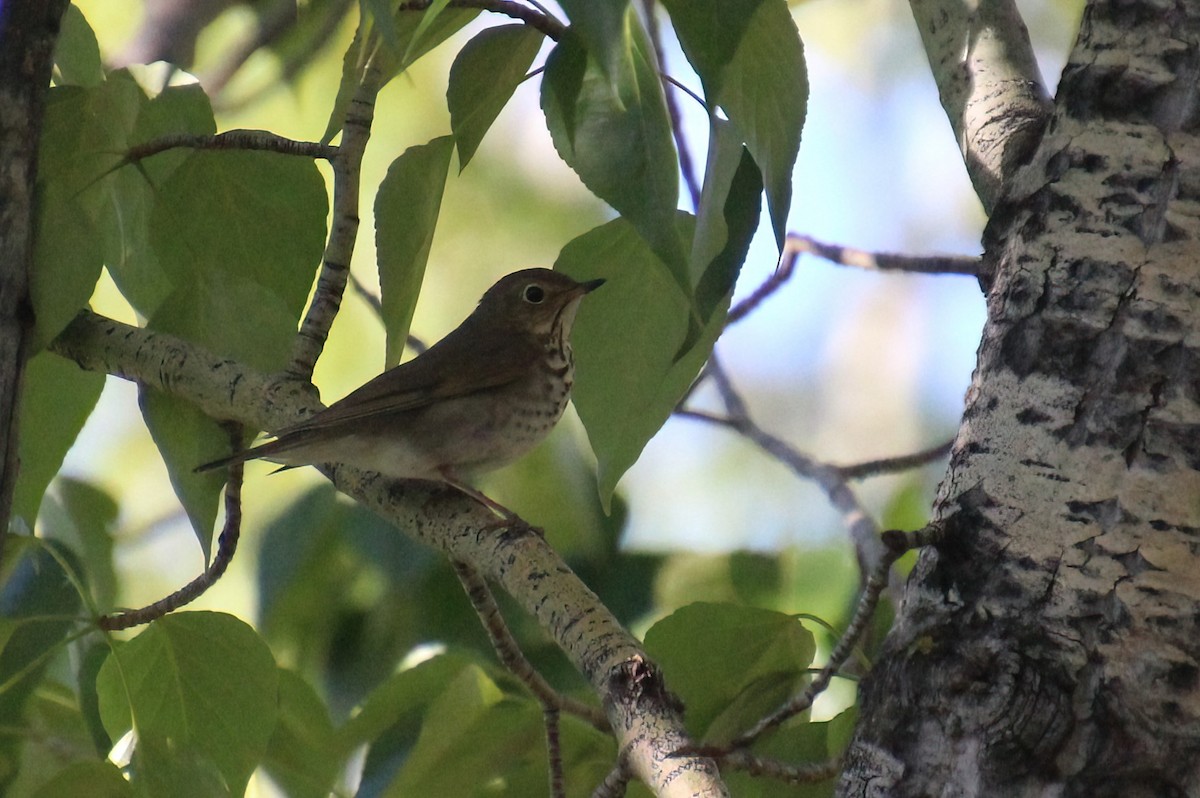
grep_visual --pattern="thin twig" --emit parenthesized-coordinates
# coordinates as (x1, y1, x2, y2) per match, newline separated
(452, 560, 611, 732)
(643, 0, 701, 208)
(123, 130, 338, 165)
(545, 706, 566, 798)
(683, 355, 890, 577)
(726, 243, 801, 325)
(288, 50, 382, 379)
(98, 423, 246, 630)
(782, 233, 982, 277)
(397, 0, 566, 40)
(726, 526, 935, 749)
(836, 439, 954, 481)
(348, 272, 428, 354)
(591, 763, 629, 798)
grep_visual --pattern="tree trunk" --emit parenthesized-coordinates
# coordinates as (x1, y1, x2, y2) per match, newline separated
(841, 1, 1200, 795)
(0, 1, 69, 554)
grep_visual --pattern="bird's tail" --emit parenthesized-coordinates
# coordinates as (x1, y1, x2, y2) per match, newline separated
(194, 438, 287, 473)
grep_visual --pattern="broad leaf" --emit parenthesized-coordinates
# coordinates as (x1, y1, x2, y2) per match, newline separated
(149, 149, 328, 318)
(323, 7, 479, 143)
(12, 353, 104, 527)
(29, 183, 102, 352)
(96, 612, 279, 797)
(33, 75, 144, 348)
(661, 0, 807, 247)
(691, 117, 763, 321)
(556, 0, 630, 83)
(96, 83, 217, 318)
(385, 665, 542, 797)
(53, 5, 103, 87)
(32, 761, 131, 798)
(39, 478, 119, 610)
(375, 136, 455, 368)
(556, 215, 727, 506)
(447, 25, 542, 169)
(0, 538, 82, 794)
(261, 669, 339, 798)
(142, 272, 297, 554)
(643, 602, 814, 740)
(337, 652, 478, 756)
(542, 17, 687, 292)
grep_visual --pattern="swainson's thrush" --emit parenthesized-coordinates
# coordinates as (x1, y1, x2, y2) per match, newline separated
(197, 268, 604, 516)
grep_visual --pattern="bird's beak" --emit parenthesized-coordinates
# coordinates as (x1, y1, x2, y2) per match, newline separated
(579, 278, 606, 294)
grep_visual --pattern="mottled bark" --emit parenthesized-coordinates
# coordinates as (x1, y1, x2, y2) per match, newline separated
(908, 0, 1053, 212)
(0, 0, 70, 554)
(842, 1, 1200, 796)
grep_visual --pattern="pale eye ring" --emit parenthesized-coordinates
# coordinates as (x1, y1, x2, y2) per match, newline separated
(523, 284, 546, 304)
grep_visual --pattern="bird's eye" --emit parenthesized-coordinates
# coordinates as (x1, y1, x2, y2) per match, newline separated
(523, 284, 546, 304)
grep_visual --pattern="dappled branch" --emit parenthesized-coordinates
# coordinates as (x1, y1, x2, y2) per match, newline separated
(287, 57, 381, 380)
(908, 0, 1052, 211)
(122, 130, 337, 165)
(50, 309, 727, 797)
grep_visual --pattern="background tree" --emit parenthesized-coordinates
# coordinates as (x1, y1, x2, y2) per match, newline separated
(5, 1, 1190, 798)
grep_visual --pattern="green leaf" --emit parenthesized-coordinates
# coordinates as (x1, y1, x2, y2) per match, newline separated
(53, 5, 103, 87)
(101, 83, 216, 317)
(386, 665, 542, 797)
(29, 183, 103, 352)
(33, 75, 145, 347)
(690, 117, 762, 321)
(400, 0, 453, 67)
(643, 602, 814, 740)
(322, 19, 367, 145)
(323, 7, 479, 143)
(541, 17, 687, 292)
(556, 0, 630, 83)
(261, 669, 340, 798)
(375, 7, 479, 83)
(12, 353, 104, 527)
(96, 612, 279, 797)
(138, 390, 229, 559)
(32, 762, 131, 798)
(661, 0, 807, 247)
(555, 215, 724, 506)
(39, 478, 119, 609)
(447, 25, 542, 169)
(337, 652, 477, 756)
(375, 135, 455, 368)
(0, 538, 82, 793)
(149, 149, 328, 319)
(142, 272, 298, 554)
(38, 77, 143, 206)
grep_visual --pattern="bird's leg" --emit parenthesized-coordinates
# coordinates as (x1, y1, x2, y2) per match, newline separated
(437, 467, 539, 535)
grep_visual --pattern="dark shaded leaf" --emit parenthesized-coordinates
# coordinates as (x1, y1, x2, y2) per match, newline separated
(542, 20, 687, 293)
(375, 136, 455, 368)
(447, 25, 542, 169)
(96, 612, 279, 796)
(12, 354, 104, 528)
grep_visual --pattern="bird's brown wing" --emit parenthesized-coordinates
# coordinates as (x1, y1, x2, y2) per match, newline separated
(276, 326, 537, 436)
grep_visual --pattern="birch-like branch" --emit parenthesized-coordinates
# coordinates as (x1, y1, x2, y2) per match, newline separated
(908, 0, 1052, 211)
(50, 310, 728, 798)
(287, 56, 381, 380)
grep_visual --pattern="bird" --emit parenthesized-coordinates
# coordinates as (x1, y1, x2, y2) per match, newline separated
(196, 268, 604, 518)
